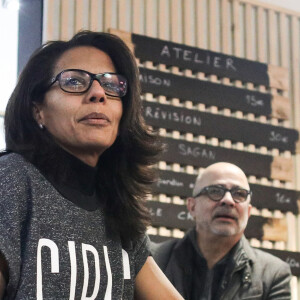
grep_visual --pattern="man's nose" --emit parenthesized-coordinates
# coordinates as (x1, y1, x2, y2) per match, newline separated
(219, 191, 236, 206)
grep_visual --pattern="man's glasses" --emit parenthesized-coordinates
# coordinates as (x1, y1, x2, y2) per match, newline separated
(194, 185, 252, 203)
(48, 69, 128, 98)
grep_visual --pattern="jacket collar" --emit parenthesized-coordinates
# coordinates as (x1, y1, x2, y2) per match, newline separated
(176, 229, 255, 285)
(177, 229, 255, 266)
(231, 236, 255, 269)
(227, 235, 254, 289)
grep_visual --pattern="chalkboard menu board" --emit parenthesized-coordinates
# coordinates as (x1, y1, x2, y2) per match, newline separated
(139, 68, 272, 116)
(142, 101, 298, 153)
(110, 28, 289, 90)
(160, 137, 293, 181)
(133, 34, 273, 87)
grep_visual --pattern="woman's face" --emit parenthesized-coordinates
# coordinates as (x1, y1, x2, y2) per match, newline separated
(34, 46, 123, 166)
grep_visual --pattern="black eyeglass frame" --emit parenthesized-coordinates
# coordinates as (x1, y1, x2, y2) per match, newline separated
(194, 185, 252, 203)
(47, 68, 128, 98)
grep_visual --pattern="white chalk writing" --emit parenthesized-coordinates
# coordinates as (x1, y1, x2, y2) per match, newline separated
(157, 178, 184, 188)
(177, 211, 194, 221)
(160, 45, 237, 71)
(139, 74, 171, 87)
(149, 207, 163, 217)
(145, 106, 201, 126)
(269, 131, 289, 144)
(246, 94, 264, 107)
(286, 257, 300, 268)
(178, 144, 216, 160)
(275, 193, 291, 204)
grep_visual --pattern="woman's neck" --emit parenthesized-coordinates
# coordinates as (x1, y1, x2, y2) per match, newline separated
(57, 144, 101, 167)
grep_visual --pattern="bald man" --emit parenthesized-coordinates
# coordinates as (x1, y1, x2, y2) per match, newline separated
(152, 162, 291, 300)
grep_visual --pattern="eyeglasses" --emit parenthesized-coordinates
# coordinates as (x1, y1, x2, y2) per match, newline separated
(48, 69, 128, 97)
(194, 185, 252, 203)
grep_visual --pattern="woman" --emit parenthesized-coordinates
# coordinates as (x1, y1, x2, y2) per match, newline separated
(0, 31, 183, 299)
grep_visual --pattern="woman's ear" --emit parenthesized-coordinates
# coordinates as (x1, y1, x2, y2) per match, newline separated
(32, 102, 44, 127)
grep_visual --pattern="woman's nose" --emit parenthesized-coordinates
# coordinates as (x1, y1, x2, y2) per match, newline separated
(87, 79, 107, 103)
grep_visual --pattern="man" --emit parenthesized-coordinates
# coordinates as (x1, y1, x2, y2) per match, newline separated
(152, 162, 291, 300)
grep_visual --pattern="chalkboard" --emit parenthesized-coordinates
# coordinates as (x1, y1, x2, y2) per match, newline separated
(131, 34, 288, 89)
(143, 101, 298, 153)
(148, 201, 193, 230)
(133, 34, 271, 86)
(147, 201, 286, 241)
(250, 184, 299, 214)
(153, 170, 196, 198)
(160, 137, 293, 181)
(110, 29, 288, 90)
(152, 170, 300, 214)
(139, 68, 272, 116)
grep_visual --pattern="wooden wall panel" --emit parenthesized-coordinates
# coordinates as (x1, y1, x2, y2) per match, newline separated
(43, 0, 60, 41)
(60, 0, 75, 40)
(170, 0, 182, 43)
(75, 0, 89, 32)
(89, 0, 102, 32)
(183, 0, 194, 46)
(118, 0, 127, 30)
(208, 0, 217, 50)
(158, 0, 169, 40)
(232, 0, 241, 56)
(196, 0, 206, 48)
(291, 17, 300, 185)
(145, 0, 156, 37)
(256, 6, 265, 62)
(268, 9, 277, 65)
(132, 0, 143, 33)
(221, 0, 230, 54)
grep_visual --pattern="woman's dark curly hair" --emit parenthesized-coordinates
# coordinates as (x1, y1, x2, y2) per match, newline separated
(5, 30, 162, 243)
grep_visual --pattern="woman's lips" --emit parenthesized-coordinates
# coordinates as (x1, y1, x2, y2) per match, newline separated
(79, 112, 110, 125)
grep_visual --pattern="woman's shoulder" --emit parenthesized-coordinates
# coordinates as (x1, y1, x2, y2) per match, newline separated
(0, 152, 39, 184)
(0, 151, 27, 166)
(0, 153, 35, 215)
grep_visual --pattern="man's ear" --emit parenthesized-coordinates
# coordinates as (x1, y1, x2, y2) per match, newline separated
(32, 102, 44, 125)
(187, 197, 196, 218)
(248, 203, 252, 218)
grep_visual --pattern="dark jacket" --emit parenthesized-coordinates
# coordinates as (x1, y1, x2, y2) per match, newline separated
(152, 229, 291, 300)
